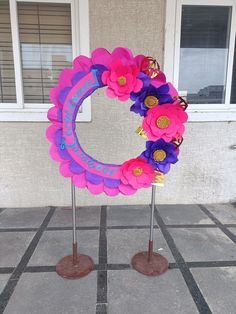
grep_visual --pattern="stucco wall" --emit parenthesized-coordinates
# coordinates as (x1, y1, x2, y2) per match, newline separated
(0, 0, 235, 207)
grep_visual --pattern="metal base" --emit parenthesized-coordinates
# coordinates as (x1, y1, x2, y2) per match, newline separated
(56, 254, 94, 279)
(131, 251, 169, 276)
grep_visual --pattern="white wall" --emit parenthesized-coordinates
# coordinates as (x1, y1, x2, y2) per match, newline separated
(0, 0, 235, 207)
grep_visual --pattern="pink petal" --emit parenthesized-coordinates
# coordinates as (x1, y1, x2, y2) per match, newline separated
(104, 186, 120, 196)
(49, 145, 63, 162)
(60, 162, 73, 177)
(133, 79, 143, 92)
(110, 71, 118, 82)
(118, 93, 130, 101)
(59, 68, 74, 88)
(110, 59, 123, 71)
(134, 54, 145, 69)
(87, 182, 104, 194)
(167, 82, 178, 97)
(46, 125, 60, 144)
(73, 172, 87, 188)
(91, 48, 112, 67)
(151, 71, 167, 88)
(50, 86, 62, 108)
(47, 106, 59, 123)
(106, 87, 117, 98)
(111, 47, 134, 65)
(119, 183, 137, 195)
(102, 71, 109, 84)
(73, 55, 92, 72)
(120, 174, 129, 185)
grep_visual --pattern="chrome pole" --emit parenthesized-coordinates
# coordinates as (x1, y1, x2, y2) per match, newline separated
(71, 178, 77, 264)
(148, 184, 156, 261)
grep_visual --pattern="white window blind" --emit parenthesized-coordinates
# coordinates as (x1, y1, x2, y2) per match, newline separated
(0, 0, 16, 103)
(17, 2, 72, 104)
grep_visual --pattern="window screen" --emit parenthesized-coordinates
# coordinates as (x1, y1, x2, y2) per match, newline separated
(179, 5, 231, 104)
(18, 2, 72, 103)
(0, 0, 16, 103)
(231, 40, 236, 103)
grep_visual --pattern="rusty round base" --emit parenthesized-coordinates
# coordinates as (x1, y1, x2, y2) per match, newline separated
(56, 254, 94, 279)
(131, 252, 169, 276)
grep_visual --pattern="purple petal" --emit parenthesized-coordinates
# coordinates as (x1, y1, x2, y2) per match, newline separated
(157, 84, 169, 94)
(70, 160, 85, 174)
(59, 87, 71, 104)
(86, 171, 103, 185)
(72, 72, 87, 85)
(104, 178, 120, 188)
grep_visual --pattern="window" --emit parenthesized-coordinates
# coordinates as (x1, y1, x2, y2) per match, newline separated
(165, 0, 236, 121)
(0, 0, 16, 103)
(18, 2, 72, 104)
(0, 0, 90, 121)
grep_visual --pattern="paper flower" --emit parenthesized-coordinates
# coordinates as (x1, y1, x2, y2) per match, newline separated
(130, 83, 173, 117)
(102, 59, 143, 101)
(142, 103, 188, 142)
(119, 157, 154, 189)
(141, 139, 178, 174)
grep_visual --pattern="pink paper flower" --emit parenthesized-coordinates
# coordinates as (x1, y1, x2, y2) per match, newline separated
(102, 59, 143, 101)
(142, 102, 188, 142)
(119, 157, 154, 189)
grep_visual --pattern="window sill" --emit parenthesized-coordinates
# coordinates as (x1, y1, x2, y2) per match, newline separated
(187, 108, 236, 122)
(0, 108, 235, 122)
(0, 108, 91, 122)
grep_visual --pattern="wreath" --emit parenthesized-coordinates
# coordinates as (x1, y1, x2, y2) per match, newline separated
(46, 47, 188, 196)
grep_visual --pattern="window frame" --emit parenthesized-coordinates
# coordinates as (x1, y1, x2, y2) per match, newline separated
(0, 0, 91, 121)
(164, 0, 236, 121)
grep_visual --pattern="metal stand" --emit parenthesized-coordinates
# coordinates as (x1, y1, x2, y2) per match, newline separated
(131, 185, 169, 276)
(56, 179, 94, 279)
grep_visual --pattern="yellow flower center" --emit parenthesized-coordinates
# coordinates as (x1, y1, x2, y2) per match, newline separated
(133, 167, 143, 176)
(156, 116, 170, 129)
(144, 96, 158, 109)
(153, 149, 166, 162)
(117, 76, 127, 86)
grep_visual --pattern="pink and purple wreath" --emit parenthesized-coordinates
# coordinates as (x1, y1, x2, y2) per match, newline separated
(46, 47, 188, 196)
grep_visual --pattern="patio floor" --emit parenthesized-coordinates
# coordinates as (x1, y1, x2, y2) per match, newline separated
(0, 203, 236, 314)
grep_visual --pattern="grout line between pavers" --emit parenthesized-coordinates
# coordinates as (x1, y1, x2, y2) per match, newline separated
(154, 205, 212, 314)
(186, 260, 236, 268)
(0, 206, 56, 314)
(0, 209, 6, 215)
(96, 206, 108, 314)
(198, 205, 236, 244)
(107, 225, 159, 229)
(0, 228, 38, 233)
(6, 259, 236, 274)
(46, 226, 100, 231)
(0, 268, 15, 275)
(3, 260, 236, 276)
(165, 224, 218, 228)
(1, 224, 235, 233)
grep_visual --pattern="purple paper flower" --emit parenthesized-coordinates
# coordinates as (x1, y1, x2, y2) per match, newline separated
(140, 139, 178, 174)
(130, 83, 173, 117)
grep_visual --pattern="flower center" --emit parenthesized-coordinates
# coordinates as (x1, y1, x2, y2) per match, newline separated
(144, 96, 158, 109)
(153, 149, 166, 162)
(156, 116, 170, 129)
(133, 167, 143, 176)
(117, 76, 127, 86)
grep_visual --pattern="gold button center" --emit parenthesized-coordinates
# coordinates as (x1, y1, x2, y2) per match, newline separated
(133, 167, 143, 176)
(117, 76, 126, 86)
(153, 149, 166, 162)
(156, 116, 170, 129)
(144, 96, 158, 109)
